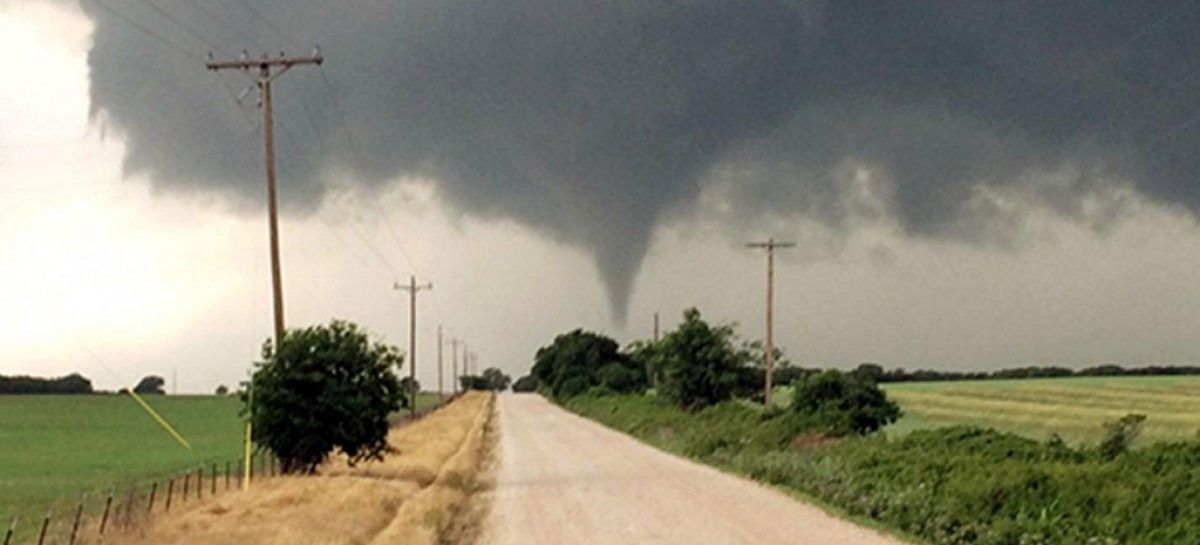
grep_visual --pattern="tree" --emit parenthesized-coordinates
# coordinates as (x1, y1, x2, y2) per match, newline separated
(481, 367, 512, 391)
(459, 374, 489, 391)
(399, 377, 421, 403)
(656, 308, 750, 411)
(531, 330, 645, 398)
(247, 320, 404, 474)
(215, 384, 229, 396)
(512, 374, 538, 393)
(791, 370, 901, 435)
(133, 375, 166, 395)
(0, 373, 93, 394)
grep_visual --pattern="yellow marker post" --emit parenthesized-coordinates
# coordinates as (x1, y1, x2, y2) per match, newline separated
(243, 421, 253, 491)
(125, 389, 192, 450)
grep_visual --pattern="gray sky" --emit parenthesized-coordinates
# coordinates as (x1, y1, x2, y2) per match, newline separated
(3, 1, 1200, 393)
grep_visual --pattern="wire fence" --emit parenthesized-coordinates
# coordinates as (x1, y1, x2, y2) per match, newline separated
(3, 451, 280, 545)
(3, 396, 455, 545)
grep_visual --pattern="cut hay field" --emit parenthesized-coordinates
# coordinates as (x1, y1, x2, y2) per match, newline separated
(0, 392, 447, 531)
(882, 375, 1200, 445)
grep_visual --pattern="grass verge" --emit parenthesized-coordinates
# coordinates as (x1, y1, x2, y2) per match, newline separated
(96, 391, 496, 545)
(565, 392, 1200, 545)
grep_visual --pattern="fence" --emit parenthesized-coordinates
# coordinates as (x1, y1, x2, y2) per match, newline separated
(3, 452, 279, 545)
(4, 395, 455, 545)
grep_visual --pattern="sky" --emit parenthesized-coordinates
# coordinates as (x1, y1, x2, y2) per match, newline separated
(3, 1, 1200, 393)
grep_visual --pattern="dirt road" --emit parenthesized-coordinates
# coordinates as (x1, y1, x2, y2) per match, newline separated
(480, 395, 910, 545)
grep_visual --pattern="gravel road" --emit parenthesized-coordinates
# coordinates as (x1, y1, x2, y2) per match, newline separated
(480, 395, 911, 545)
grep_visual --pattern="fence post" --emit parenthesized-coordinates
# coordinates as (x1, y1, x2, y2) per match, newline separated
(196, 468, 203, 500)
(147, 481, 158, 514)
(35, 505, 51, 545)
(182, 473, 190, 504)
(225, 461, 232, 490)
(99, 487, 114, 534)
(4, 516, 16, 545)
(165, 478, 174, 513)
(211, 463, 218, 495)
(68, 494, 86, 545)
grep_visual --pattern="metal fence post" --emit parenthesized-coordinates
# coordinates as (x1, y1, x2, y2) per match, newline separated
(147, 481, 158, 514)
(99, 487, 114, 534)
(4, 516, 17, 545)
(35, 505, 51, 545)
(165, 478, 174, 513)
(68, 494, 86, 545)
(182, 473, 189, 504)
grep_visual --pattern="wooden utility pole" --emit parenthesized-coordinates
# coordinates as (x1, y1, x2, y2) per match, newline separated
(746, 238, 796, 406)
(206, 51, 322, 347)
(449, 338, 460, 395)
(436, 325, 444, 400)
(396, 276, 433, 416)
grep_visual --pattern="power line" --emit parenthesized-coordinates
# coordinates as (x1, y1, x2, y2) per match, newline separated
(86, 0, 206, 62)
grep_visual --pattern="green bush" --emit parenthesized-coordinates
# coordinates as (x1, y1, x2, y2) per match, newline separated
(248, 320, 404, 474)
(791, 370, 901, 435)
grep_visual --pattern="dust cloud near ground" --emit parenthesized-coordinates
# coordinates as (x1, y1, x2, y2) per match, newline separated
(96, 392, 494, 545)
(480, 395, 911, 545)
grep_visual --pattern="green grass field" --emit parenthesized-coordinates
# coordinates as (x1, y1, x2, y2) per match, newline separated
(0, 391, 447, 532)
(0, 395, 244, 532)
(880, 375, 1200, 445)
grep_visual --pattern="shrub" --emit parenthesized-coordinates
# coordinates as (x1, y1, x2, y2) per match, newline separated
(511, 374, 539, 393)
(656, 308, 750, 411)
(248, 320, 404, 473)
(1098, 413, 1146, 461)
(790, 370, 901, 435)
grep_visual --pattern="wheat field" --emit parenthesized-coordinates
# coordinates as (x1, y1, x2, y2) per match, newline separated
(882, 376, 1200, 445)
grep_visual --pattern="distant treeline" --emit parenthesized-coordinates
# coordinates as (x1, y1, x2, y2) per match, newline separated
(848, 363, 1200, 384)
(0, 373, 94, 394)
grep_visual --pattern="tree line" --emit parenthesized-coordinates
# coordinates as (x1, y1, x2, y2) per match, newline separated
(855, 362, 1200, 383)
(0, 373, 94, 394)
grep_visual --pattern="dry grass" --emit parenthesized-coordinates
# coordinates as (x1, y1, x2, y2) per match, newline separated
(94, 392, 496, 545)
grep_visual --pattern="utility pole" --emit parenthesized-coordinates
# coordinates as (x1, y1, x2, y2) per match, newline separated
(449, 338, 460, 395)
(436, 325, 444, 400)
(206, 51, 323, 348)
(653, 312, 660, 342)
(395, 276, 433, 416)
(746, 237, 796, 406)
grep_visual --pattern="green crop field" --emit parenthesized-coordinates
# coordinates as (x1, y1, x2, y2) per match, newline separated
(0, 395, 244, 527)
(0, 391, 447, 531)
(881, 375, 1200, 445)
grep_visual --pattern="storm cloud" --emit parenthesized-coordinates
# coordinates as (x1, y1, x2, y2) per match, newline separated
(75, 0, 1200, 322)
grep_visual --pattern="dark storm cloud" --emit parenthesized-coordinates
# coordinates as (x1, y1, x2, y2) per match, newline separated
(76, 0, 1200, 321)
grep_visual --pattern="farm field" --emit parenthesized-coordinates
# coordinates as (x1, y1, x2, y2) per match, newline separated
(0, 391, 447, 531)
(0, 395, 243, 531)
(881, 375, 1200, 445)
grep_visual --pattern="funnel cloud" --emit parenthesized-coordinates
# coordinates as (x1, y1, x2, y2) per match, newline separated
(75, 0, 1200, 322)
